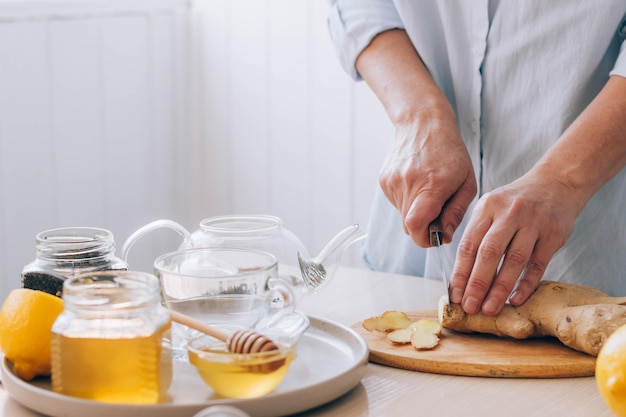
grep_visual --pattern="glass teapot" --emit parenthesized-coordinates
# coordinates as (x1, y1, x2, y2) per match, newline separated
(121, 214, 367, 297)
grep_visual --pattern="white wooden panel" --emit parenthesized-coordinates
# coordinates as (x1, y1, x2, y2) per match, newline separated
(0, 2, 190, 303)
(0, 0, 398, 303)
(97, 12, 187, 272)
(123, 11, 188, 273)
(229, 0, 270, 213)
(353, 83, 394, 226)
(100, 15, 153, 231)
(189, 0, 231, 220)
(151, 13, 176, 220)
(0, 0, 188, 19)
(308, 0, 354, 255)
(0, 21, 55, 295)
(170, 9, 192, 224)
(49, 19, 106, 226)
(188, 0, 380, 267)
(267, 0, 310, 244)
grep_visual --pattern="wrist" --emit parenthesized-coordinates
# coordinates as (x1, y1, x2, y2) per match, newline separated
(388, 89, 456, 128)
(527, 161, 594, 216)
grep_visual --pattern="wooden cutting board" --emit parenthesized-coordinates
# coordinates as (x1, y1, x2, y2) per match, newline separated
(352, 310, 596, 378)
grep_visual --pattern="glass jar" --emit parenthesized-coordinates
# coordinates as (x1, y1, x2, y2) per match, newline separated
(50, 271, 172, 404)
(21, 227, 128, 296)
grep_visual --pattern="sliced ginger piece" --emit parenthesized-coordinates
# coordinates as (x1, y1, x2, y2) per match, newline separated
(386, 319, 443, 347)
(415, 318, 442, 336)
(362, 310, 412, 332)
(411, 327, 440, 350)
(387, 327, 414, 344)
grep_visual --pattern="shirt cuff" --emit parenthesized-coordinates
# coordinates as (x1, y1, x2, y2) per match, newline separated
(327, 0, 404, 80)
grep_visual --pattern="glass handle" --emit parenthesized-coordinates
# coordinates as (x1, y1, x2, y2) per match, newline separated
(268, 277, 296, 312)
(261, 277, 297, 328)
(120, 219, 191, 264)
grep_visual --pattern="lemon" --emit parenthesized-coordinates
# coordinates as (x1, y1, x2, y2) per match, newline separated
(0, 288, 64, 381)
(596, 323, 626, 416)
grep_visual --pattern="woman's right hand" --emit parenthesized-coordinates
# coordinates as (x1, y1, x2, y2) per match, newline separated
(379, 106, 477, 248)
(356, 29, 477, 248)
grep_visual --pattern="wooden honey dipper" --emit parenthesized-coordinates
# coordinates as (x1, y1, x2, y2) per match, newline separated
(168, 309, 279, 353)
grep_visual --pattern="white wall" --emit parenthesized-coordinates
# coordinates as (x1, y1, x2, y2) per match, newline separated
(0, 0, 394, 302)
(189, 0, 393, 261)
(0, 0, 191, 298)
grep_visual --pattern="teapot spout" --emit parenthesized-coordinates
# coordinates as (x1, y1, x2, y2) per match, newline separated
(298, 224, 367, 292)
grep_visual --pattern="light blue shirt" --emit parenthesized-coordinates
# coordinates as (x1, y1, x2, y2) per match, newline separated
(328, 0, 626, 296)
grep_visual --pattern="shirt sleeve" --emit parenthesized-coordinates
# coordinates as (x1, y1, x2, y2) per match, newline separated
(609, 17, 626, 77)
(327, 0, 404, 80)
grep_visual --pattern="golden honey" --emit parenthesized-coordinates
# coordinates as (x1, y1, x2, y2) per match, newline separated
(188, 344, 295, 398)
(50, 271, 173, 404)
(51, 324, 172, 404)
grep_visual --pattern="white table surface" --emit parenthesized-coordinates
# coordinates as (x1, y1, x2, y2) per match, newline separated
(0, 267, 614, 417)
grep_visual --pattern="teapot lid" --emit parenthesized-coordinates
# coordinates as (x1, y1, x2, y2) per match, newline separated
(199, 215, 283, 236)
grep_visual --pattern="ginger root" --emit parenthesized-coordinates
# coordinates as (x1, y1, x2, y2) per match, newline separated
(438, 280, 626, 356)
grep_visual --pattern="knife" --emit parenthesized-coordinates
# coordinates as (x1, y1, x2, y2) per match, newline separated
(429, 220, 450, 303)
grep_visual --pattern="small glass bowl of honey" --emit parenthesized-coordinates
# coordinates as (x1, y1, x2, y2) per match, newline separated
(187, 311, 309, 399)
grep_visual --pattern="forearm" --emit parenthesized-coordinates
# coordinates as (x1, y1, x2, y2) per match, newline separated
(531, 75, 626, 212)
(355, 29, 476, 247)
(355, 29, 454, 127)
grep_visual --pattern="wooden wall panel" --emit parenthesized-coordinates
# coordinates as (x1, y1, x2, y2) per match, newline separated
(0, 2, 189, 299)
(353, 84, 394, 230)
(190, 0, 232, 220)
(100, 15, 153, 229)
(228, 0, 270, 214)
(48, 18, 106, 226)
(267, 0, 310, 242)
(0, 21, 54, 295)
(308, 0, 355, 255)
(0, 0, 395, 303)
(188, 0, 392, 265)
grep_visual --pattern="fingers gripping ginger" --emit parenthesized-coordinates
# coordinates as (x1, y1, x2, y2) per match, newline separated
(438, 281, 626, 356)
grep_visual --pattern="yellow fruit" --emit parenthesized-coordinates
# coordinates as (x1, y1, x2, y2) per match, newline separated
(596, 323, 626, 417)
(0, 288, 64, 380)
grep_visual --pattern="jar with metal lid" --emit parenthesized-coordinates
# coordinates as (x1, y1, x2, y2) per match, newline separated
(50, 270, 172, 404)
(21, 227, 128, 297)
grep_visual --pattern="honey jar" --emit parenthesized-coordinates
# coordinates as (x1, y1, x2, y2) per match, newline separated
(50, 271, 172, 404)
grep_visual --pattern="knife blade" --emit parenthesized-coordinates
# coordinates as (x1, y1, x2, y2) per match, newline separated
(429, 220, 450, 303)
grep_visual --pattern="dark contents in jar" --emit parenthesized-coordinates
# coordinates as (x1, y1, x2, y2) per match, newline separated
(22, 272, 65, 298)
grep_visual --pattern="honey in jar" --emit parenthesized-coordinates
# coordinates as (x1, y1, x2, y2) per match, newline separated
(50, 271, 172, 404)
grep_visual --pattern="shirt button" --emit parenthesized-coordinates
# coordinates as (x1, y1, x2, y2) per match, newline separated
(470, 120, 479, 133)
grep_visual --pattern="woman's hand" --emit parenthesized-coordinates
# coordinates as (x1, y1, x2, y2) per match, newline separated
(448, 169, 580, 316)
(450, 75, 626, 316)
(355, 29, 477, 247)
(379, 109, 477, 248)
(357, 27, 626, 317)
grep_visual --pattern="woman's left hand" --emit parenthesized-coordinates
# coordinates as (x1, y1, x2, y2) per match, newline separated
(448, 169, 581, 316)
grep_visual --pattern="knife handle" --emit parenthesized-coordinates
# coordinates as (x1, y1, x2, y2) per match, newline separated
(429, 221, 443, 247)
